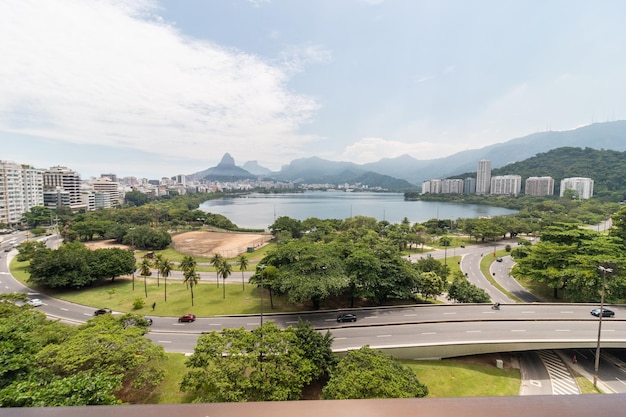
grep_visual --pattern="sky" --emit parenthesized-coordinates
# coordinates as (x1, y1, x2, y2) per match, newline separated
(2, 0, 626, 179)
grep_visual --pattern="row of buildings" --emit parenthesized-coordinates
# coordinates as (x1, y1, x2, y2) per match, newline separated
(0, 160, 297, 228)
(422, 159, 594, 199)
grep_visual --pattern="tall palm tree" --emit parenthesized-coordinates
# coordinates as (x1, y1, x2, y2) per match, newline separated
(236, 254, 249, 291)
(183, 264, 200, 306)
(158, 257, 173, 302)
(218, 259, 232, 299)
(154, 253, 164, 287)
(210, 253, 224, 287)
(139, 258, 152, 298)
(180, 255, 196, 290)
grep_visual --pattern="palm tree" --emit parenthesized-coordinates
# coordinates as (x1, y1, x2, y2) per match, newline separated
(183, 264, 200, 306)
(158, 257, 173, 302)
(180, 255, 196, 290)
(218, 259, 232, 299)
(139, 258, 152, 298)
(236, 254, 249, 291)
(154, 253, 164, 287)
(210, 253, 224, 287)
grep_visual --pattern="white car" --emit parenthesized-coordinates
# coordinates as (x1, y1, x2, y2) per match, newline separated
(27, 298, 43, 307)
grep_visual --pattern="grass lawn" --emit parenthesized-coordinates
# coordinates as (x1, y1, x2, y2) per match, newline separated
(406, 358, 521, 397)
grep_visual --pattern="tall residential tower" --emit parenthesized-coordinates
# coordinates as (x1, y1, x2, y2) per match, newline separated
(476, 159, 491, 194)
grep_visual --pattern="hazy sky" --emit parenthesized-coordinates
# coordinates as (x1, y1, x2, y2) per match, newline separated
(2, 0, 625, 179)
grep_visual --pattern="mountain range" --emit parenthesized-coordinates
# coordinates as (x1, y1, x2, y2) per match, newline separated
(189, 121, 626, 189)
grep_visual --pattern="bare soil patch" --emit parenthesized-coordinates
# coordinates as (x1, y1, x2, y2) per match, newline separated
(84, 231, 271, 259)
(171, 231, 272, 258)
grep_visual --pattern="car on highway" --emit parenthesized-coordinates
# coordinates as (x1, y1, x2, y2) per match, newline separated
(337, 313, 357, 323)
(496, 257, 503, 262)
(94, 307, 112, 316)
(591, 308, 615, 317)
(178, 313, 196, 323)
(26, 298, 43, 307)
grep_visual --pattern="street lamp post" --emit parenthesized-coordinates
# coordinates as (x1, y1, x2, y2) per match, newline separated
(594, 265, 613, 387)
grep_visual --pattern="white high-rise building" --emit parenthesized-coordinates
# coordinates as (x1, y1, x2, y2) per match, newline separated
(525, 176, 554, 196)
(560, 177, 594, 199)
(490, 175, 522, 196)
(0, 161, 44, 226)
(44, 166, 87, 211)
(476, 160, 491, 194)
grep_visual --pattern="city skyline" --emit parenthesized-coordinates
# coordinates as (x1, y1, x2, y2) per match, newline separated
(3, 1, 626, 179)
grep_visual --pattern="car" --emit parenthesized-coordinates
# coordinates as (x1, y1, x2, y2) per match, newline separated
(591, 308, 615, 317)
(337, 313, 357, 323)
(178, 314, 196, 323)
(26, 298, 43, 307)
(3, 248, 10, 252)
(496, 257, 503, 262)
(145, 317, 153, 325)
(94, 307, 112, 316)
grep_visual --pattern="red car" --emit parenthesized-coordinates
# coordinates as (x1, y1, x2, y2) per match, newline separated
(178, 314, 196, 323)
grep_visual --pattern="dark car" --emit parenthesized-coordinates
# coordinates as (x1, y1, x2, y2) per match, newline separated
(145, 317, 153, 325)
(496, 257, 503, 262)
(337, 313, 357, 323)
(178, 313, 196, 323)
(94, 308, 112, 316)
(591, 308, 615, 317)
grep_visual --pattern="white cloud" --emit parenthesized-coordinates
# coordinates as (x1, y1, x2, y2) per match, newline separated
(337, 137, 459, 164)
(0, 0, 319, 170)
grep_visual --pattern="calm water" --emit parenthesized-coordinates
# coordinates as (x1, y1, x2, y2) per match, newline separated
(199, 192, 518, 230)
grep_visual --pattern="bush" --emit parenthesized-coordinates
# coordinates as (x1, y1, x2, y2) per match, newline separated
(132, 298, 145, 310)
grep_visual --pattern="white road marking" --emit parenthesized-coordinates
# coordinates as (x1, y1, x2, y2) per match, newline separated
(158, 340, 172, 343)
(404, 314, 417, 317)
(466, 330, 481, 333)
(421, 332, 436, 335)
(511, 329, 526, 332)
(444, 312, 457, 315)
(560, 311, 574, 314)
(555, 329, 570, 332)
(377, 335, 392, 338)
(60, 307, 68, 311)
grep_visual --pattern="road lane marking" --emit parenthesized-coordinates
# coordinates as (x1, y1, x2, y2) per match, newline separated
(334, 337, 347, 340)
(466, 330, 481, 333)
(285, 321, 298, 324)
(521, 311, 535, 314)
(421, 332, 436, 335)
(60, 307, 68, 311)
(511, 329, 526, 332)
(158, 340, 172, 343)
(365, 316, 378, 319)
(377, 335, 392, 338)
(555, 329, 570, 332)
(560, 311, 574, 314)
(444, 312, 457, 315)
(404, 314, 417, 317)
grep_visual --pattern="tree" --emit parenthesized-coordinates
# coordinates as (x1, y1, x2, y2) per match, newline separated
(153, 253, 164, 287)
(158, 257, 174, 302)
(180, 323, 322, 402)
(218, 259, 232, 299)
(447, 276, 490, 303)
(20, 206, 53, 228)
(139, 258, 152, 298)
(322, 346, 428, 399)
(210, 253, 224, 287)
(182, 263, 200, 306)
(236, 254, 249, 291)
(260, 240, 348, 309)
(415, 271, 446, 301)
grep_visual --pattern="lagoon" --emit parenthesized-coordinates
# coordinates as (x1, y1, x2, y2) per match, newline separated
(200, 192, 518, 230)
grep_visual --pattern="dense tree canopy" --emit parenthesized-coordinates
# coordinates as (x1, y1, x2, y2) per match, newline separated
(322, 346, 428, 400)
(26, 242, 136, 289)
(0, 298, 164, 407)
(180, 322, 333, 402)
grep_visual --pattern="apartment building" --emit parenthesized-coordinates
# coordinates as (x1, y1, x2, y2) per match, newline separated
(43, 166, 88, 211)
(490, 175, 522, 196)
(0, 161, 44, 226)
(476, 160, 491, 194)
(560, 177, 594, 199)
(525, 176, 555, 196)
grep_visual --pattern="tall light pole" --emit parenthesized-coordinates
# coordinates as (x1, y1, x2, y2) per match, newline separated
(594, 265, 613, 387)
